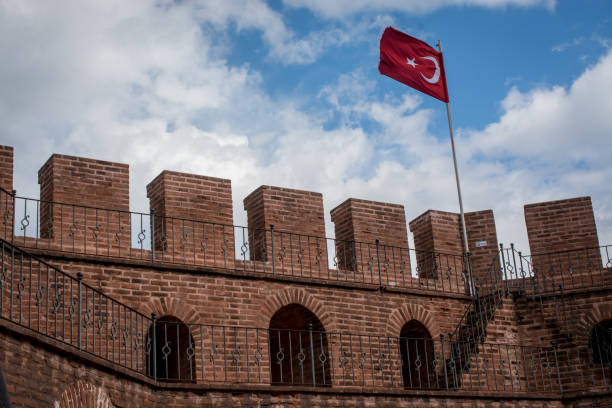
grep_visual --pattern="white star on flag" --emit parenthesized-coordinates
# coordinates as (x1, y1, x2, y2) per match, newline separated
(406, 57, 417, 67)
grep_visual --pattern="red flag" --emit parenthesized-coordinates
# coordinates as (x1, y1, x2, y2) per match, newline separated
(379, 27, 449, 103)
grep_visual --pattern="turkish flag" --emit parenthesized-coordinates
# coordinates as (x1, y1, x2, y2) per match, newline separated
(379, 27, 449, 103)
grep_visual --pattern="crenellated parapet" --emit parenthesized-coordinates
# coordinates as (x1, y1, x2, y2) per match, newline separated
(37, 153, 130, 253)
(243, 185, 327, 276)
(0, 144, 607, 296)
(409, 209, 499, 289)
(146, 170, 235, 267)
(331, 198, 410, 284)
(524, 196, 602, 287)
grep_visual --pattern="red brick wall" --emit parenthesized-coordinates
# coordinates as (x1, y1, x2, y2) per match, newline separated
(38, 154, 129, 211)
(0, 145, 13, 240)
(331, 198, 410, 285)
(0, 319, 567, 407)
(524, 197, 602, 284)
(525, 197, 600, 255)
(409, 209, 498, 290)
(37, 154, 130, 254)
(146, 171, 234, 266)
(465, 210, 500, 288)
(243, 185, 327, 276)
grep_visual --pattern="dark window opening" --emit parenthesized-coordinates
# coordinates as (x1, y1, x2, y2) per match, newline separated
(400, 320, 436, 389)
(268, 304, 331, 386)
(589, 320, 612, 366)
(147, 315, 196, 382)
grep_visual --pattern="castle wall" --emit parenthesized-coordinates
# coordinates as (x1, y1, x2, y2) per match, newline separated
(146, 170, 234, 267)
(243, 185, 327, 277)
(37, 154, 131, 254)
(0, 144, 611, 405)
(331, 198, 410, 285)
(408, 209, 499, 290)
(0, 318, 567, 408)
(524, 197, 603, 289)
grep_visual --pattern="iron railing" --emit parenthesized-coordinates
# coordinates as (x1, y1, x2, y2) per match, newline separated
(451, 242, 612, 366)
(1, 237, 611, 393)
(0, 188, 471, 295)
(0, 238, 149, 374)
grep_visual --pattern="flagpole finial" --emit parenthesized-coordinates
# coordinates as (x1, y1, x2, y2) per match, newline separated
(437, 40, 442, 53)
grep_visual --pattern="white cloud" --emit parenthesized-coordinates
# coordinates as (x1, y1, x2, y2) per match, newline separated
(462, 49, 612, 247)
(1, 0, 610, 259)
(283, 0, 556, 19)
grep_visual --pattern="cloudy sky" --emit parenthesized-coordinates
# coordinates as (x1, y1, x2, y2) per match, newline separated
(1, 0, 611, 252)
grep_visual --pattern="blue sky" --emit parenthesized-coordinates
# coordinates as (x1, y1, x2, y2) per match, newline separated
(1, 0, 611, 251)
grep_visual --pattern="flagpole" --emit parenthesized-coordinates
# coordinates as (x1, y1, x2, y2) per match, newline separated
(437, 40, 471, 279)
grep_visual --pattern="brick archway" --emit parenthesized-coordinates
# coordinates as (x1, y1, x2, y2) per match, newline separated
(140, 296, 201, 381)
(257, 288, 335, 331)
(575, 302, 612, 344)
(55, 380, 114, 408)
(140, 296, 200, 324)
(386, 303, 441, 339)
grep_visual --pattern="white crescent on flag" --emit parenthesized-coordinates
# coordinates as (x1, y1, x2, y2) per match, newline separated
(419, 56, 441, 84)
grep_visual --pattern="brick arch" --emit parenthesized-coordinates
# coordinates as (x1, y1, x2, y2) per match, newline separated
(55, 380, 114, 408)
(140, 296, 200, 324)
(575, 302, 612, 344)
(386, 303, 441, 339)
(257, 288, 335, 331)
(141, 297, 202, 382)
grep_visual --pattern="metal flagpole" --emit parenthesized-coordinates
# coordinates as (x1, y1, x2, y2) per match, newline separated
(437, 40, 473, 291)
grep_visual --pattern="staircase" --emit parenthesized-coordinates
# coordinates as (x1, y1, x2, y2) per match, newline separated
(445, 245, 513, 383)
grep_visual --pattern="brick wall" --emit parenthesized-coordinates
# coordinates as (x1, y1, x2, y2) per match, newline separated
(0, 319, 568, 407)
(465, 210, 500, 288)
(37, 154, 130, 254)
(146, 171, 234, 267)
(524, 197, 602, 286)
(243, 185, 327, 276)
(0, 145, 13, 240)
(409, 209, 499, 290)
(331, 198, 410, 285)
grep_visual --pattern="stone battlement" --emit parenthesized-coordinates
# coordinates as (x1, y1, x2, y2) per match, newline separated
(0, 145, 601, 260)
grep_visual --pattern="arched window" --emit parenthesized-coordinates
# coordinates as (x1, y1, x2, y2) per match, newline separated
(268, 304, 331, 386)
(589, 320, 612, 366)
(399, 320, 436, 389)
(147, 315, 196, 381)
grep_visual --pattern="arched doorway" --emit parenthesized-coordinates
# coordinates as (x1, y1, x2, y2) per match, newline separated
(399, 319, 436, 389)
(147, 315, 196, 381)
(268, 304, 331, 386)
(589, 319, 612, 366)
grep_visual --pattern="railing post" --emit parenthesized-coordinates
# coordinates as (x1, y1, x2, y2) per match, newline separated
(150, 209, 155, 262)
(552, 342, 563, 393)
(440, 334, 449, 390)
(308, 322, 316, 386)
(500, 243, 509, 296)
(559, 285, 571, 341)
(10, 190, 15, 244)
(77, 272, 83, 350)
(510, 243, 518, 293)
(375, 239, 383, 289)
(270, 224, 275, 275)
(475, 287, 485, 343)
(151, 313, 158, 381)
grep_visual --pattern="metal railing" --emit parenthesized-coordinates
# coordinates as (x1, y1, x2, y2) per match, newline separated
(503, 244, 612, 295)
(0, 238, 149, 374)
(1, 188, 472, 295)
(1, 237, 611, 393)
